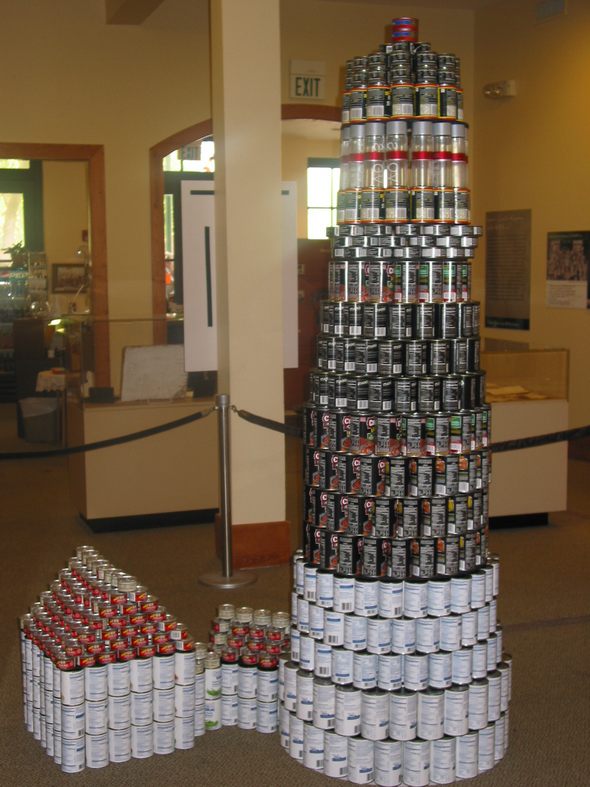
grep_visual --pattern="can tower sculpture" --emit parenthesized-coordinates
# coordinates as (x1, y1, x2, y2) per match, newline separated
(281, 18, 512, 785)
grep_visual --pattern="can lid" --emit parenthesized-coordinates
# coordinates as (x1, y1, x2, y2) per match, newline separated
(364, 121, 385, 136)
(451, 123, 467, 137)
(252, 608, 272, 626)
(412, 120, 433, 135)
(217, 603, 235, 620)
(349, 124, 365, 138)
(235, 606, 253, 623)
(433, 122, 451, 136)
(386, 120, 407, 135)
(204, 651, 220, 669)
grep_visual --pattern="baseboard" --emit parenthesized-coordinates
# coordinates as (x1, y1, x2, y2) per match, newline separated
(82, 508, 218, 533)
(215, 516, 291, 569)
(489, 512, 549, 529)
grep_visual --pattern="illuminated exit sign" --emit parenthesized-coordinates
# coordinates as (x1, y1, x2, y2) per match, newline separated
(289, 60, 326, 100)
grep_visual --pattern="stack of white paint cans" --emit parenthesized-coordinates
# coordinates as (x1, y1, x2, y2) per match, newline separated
(19, 546, 198, 772)
(289, 19, 513, 786)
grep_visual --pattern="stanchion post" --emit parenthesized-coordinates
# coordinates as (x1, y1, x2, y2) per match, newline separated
(200, 393, 256, 589)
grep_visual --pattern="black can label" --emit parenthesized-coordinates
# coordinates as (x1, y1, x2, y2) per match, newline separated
(378, 340, 403, 375)
(438, 86, 457, 119)
(338, 535, 363, 576)
(436, 535, 459, 576)
(410, 538, 435, 578)
(336, 338, 357, 373)
(320, 530, 340, 572)
(390, 84, 414, 117)
(350, 413, 377, 455)
(434, 454, 459, 496)
(362, 538, 391, 578)
(376, 415, 402, 456)
(389, 539, 409, 579)
(393, 377, 417, 413)
(420, 497, 447, 538)
(384, 188, 409, 221)
(394, 498, 419, 539)
(374, 498, 395, 538)
(389, 303, 413, 339)
(360, 189, 385, 222)
(408, 456, 434, 497)
(411, 188, 435, 221)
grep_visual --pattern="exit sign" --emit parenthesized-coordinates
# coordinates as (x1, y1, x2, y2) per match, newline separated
(290, 60, 326, 100)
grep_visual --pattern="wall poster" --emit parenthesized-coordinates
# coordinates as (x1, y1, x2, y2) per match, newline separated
(485, 209, 531, 330)
(546, 231, 590, 309)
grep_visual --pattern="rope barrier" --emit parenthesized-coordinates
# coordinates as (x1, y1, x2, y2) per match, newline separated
(491, 424, 590, 453)
(231, 405, 302, 438)
(0, 406, 215, 461)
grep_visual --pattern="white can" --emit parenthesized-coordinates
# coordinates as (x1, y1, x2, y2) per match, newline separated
(486, 633, 498, 671)
(403, 653, 429, 692)
(205, 663, 222, 698)
(60, 736, 85, 773)
(482, 565, 494, 602)
(256, 699, 278, 733)
(237, 696, 256, 730)
(344, 614, 368, 651)
(403, 580, 428, 618)
(489, 598, 498, 632)
(439, 614, 461, 652)
(108, 693, 131, 730)
(174, 714, 195, 749)
(353, 652, 378, 690)
(130, 657, 152, 693)
(238, 663, 257, 699)
(428, 651, 452, 689)
(294, 554, 305, 594)
(85, 664, 107, 702)
(498, 662, 510, 712)
(46, 721, 54, 757)
(374, 738, 403, 786)
(430, 735, 456, 784)
(85, 699, 107, 735)
(313, 677, 336, 730)
(152, 687, 175, 723)
(487, 670, 502, 722)
(451, 647, 472, 685)
(389, 688, 417, 741)
(283, 661, 298, 712)
(153, 653, 175, 690)
(221, 661, 239, 695)
(461, 610, 477, 646)
(314, 640, 333, 679)
(348, 736, 375, 784)
(477, 604, 491, 641)
(257, 668, 278, 703)
(403, 738, 431, 787)
(478, 722, 495, 771)
(309, 603, 325, 639)
(131, 722, 153, 758)
(289, 714, 304, 760)
(107, 661, 130, 698)
(53, 730, 62, 765)
(291, 591, 299, 626)
(468, 678, 489, 730)
(153, 719, 175, 755)
(334, 576, 356, 613)
(377, 653, 403, 692)
(299, 634, 315, 672)
(391, 617, 416, 654)
(61, 669, 85, 707)
(427, 578, 451, 617)
(85, 732, 108, 768)
(61, 703, 85, 739)
(354, 578, 379, 617)
(295, 669, 314, 721)
(361, 688, 389, 741)
(494, 713, 506, 761)
(304, 564, 318, 601)
(444, 684, 469, 737)
(456, 732, 479, 779)
(303, 720, 324, 770)
(504, 708, 510, 750)
(194, 704, 205, 737)
(367, 617, 393, 654)
(290, 627, 301, 662)
(489, 555, 500, 596)
(470, 569, 486, 608)
(496, 628, 505, 666)
(221, 693, 238, 726)
(378, 579, 404, 619)
(332, 647, 354, 685)
(175, 681, 196, 718)
(205, 697, 222, 731)
(417, 688, 444, 740)
(450, 576, 471, 613)
(324, 610, 345, 646)
(129, 691, 152, 727)
(175, 649, 196, 686)
(297, 597, 310, 633)
(195, 668, 206, 705)
(324, 728, 349, 778)
(279, 703, 290, 749)
(416, 616, 440, 654)
(109, 725, 131, 762)
(335, 684, 362, 737)
(317, 570, 335, 608)
(472, 641, 488, 679)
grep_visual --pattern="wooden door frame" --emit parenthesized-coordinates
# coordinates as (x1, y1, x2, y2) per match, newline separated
(0, 142, 109, 385)
(149, 104, 340, 333)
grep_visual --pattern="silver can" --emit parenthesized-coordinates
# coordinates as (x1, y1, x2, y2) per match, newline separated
(450, 575, 471, 613)
(256, 699, 278, 734)
(279, 703, 290, 750)
(85, 699, 107, 735)
(427, 578, 451, 617)
(472, 641, 488, 679)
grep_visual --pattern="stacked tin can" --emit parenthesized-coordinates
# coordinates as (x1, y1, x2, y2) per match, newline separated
(287, 18, 512, 785)
(19, 546, 198, 772)
(203, 603, 290, 735)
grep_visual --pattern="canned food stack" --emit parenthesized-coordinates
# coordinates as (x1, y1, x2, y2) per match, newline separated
(287, 18, 512, 785)
(203, 603, 291, 734)
(18, 546, 198, 772)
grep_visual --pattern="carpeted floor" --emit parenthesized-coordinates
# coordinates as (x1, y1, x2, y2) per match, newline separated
(0, 403, 588, 785)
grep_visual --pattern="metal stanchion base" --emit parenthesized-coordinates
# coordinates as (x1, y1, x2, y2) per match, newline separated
(199, 571, 257, 589)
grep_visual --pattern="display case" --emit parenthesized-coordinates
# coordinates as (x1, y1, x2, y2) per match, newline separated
(481, 346, 569, 520)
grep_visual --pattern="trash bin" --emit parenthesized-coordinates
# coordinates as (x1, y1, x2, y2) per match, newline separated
(19, 396, 60, 443)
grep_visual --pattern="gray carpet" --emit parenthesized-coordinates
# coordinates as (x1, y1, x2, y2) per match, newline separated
(0, 405, 589, 785)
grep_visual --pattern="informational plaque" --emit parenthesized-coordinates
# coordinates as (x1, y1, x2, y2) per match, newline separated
(485, 209, 531, 330)
(546, 231, 590, 309)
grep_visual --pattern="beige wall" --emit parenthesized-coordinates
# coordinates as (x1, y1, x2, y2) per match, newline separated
(472, 0, 590, 427)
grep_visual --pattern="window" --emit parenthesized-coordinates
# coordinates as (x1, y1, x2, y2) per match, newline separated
(163, 139, 215, 173)
(0, 160, 44, 262)
(307, 158, 340, 239)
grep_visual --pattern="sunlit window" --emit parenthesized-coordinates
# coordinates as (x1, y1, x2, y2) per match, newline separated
(0, 160, 30, 170)
(163, 139, 215, 173)
(0, 193, 25, 261)
(307, 158, 339, 239)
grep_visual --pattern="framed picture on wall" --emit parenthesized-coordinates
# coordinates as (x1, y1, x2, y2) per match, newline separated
(51, 263, 87, 293)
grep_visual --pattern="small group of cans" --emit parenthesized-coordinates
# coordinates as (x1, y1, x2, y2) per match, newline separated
(336, 186, 471, 225)
(304, 529, 488, 579)
(319, 300, 480, 341)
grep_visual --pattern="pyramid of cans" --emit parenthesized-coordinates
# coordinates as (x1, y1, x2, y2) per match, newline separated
(284, 16, 513, 786)
(18, 546, 292, 774)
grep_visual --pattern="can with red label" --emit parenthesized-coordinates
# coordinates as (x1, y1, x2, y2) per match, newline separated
(351, 414, 378, 455)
